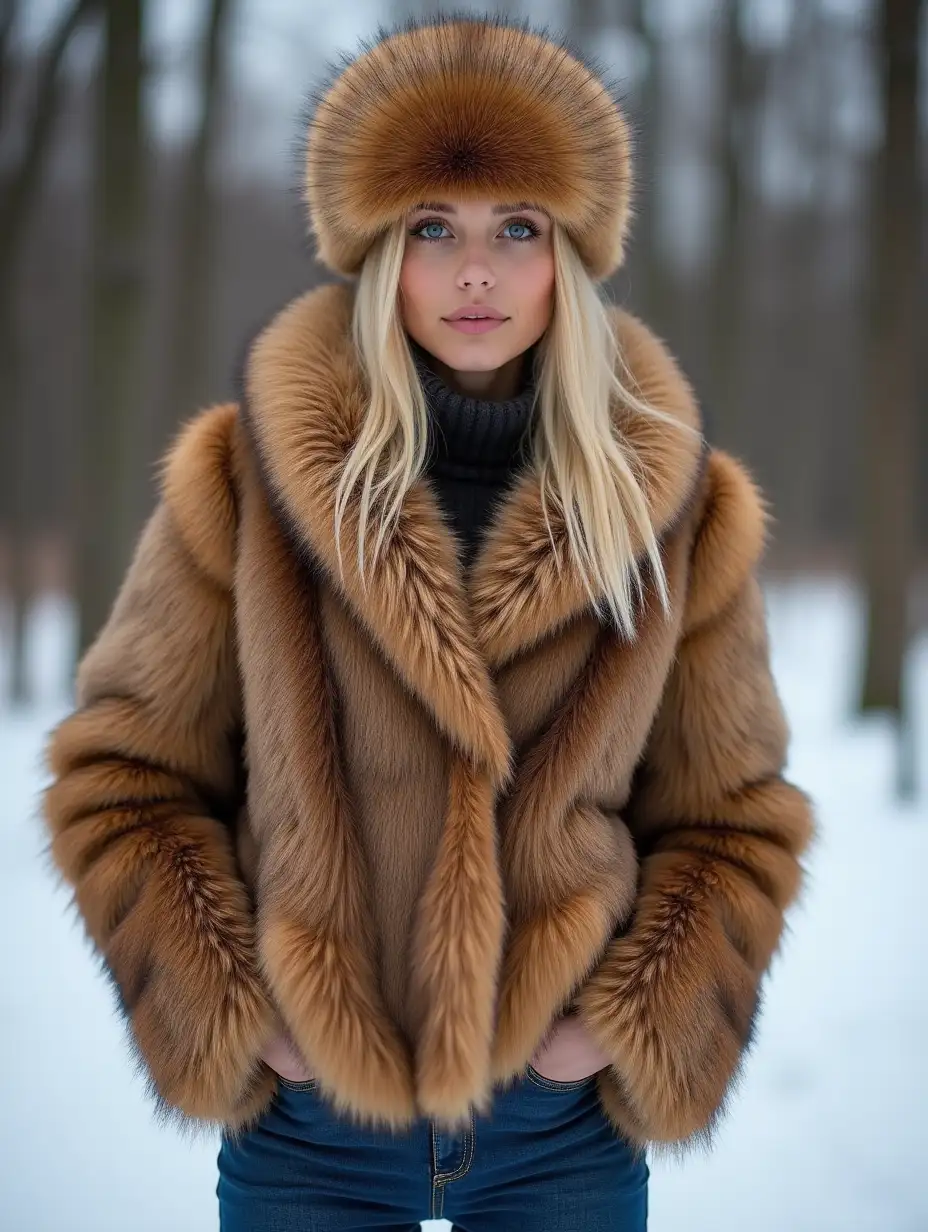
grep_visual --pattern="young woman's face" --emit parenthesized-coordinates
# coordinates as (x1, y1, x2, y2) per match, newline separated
(399, 198, 555, 389)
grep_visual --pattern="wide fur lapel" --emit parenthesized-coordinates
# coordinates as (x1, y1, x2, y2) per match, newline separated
(242, 281, 703, 787)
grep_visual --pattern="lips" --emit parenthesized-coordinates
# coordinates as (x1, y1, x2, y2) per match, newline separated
(443, 316, 507, 334)
(444, 307, 507, 321)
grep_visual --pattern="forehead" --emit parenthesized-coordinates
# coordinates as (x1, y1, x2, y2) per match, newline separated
(407, 200, 548, 215)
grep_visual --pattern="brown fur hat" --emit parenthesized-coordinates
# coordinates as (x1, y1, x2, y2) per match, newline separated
(303, 12, 633, 282)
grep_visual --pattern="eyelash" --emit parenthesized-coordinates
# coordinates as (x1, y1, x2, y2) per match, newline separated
(408, 217, 541, 243)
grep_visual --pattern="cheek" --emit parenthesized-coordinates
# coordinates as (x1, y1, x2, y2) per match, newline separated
(518, 253, 555, 331)
(399, 253, 440, 323)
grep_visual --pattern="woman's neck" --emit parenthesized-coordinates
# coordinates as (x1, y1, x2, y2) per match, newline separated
(422, 349, 529, 401)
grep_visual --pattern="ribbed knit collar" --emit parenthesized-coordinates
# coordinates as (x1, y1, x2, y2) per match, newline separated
(411, 339, 538, 470)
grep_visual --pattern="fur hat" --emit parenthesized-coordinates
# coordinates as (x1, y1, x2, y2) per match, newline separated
(303, 12, 633, 282)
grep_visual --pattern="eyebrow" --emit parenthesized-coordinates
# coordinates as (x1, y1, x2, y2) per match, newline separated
(408, 201, 547, 216)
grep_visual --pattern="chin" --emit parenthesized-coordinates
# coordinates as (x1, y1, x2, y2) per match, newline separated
(432, 337, 518, 373)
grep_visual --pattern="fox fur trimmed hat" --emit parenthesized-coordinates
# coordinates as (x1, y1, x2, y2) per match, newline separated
(303, 12, 633, 282)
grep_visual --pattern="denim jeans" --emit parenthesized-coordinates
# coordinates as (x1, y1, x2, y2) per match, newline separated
(216, 1064, 649, 1230)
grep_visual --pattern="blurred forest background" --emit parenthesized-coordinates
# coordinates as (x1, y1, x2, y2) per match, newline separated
(1, 0, 925, 789)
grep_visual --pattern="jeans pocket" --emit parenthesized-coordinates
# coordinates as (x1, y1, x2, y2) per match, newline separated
(524, 1062, 598, 1092)
(276, 1074, 320, 1092)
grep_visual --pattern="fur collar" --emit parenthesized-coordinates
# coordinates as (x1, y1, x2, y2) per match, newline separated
(242, 282, 704, 787)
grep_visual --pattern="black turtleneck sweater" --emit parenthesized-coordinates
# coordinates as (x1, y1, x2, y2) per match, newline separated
(411, 341, 538, 572)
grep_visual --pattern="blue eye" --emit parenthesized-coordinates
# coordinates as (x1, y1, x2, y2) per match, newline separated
(410, 220, 451, 242)
(503, 220, 538, 241)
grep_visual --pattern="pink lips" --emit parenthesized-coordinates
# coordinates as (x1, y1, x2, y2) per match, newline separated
(443, 316, 507, 334)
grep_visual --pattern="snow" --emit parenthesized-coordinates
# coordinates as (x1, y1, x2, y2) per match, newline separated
(1, 577, 926, 1231)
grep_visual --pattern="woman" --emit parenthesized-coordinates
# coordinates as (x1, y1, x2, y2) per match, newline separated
(41, 14, 814, 1231)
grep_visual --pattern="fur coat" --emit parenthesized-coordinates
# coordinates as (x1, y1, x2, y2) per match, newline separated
(42, 280, 814, 1153)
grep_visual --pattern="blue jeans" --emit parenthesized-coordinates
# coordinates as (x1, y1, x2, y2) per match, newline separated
(216, 1065, 649, 1230)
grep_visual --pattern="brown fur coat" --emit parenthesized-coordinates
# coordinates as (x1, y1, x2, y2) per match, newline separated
(42, 281, 814, 1152)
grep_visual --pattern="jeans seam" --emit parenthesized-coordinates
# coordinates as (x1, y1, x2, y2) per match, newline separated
(431, 1105, 476, 1183)
(431, 1180, 445, 1221)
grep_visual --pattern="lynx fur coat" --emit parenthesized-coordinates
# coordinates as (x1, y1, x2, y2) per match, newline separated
(41, 15, 814, 1156)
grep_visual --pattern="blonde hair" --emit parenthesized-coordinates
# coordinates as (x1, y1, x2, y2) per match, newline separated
(334, 217, 698, 640)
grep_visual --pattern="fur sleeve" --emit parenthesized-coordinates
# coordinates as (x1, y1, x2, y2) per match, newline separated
(573, 449, 816, 1152)
(41, 404, 278, 1134)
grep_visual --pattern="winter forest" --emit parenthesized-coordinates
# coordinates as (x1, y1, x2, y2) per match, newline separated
(1, 1, 926, 1230)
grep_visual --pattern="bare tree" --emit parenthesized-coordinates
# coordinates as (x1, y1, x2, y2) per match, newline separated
(0, 0, 98, 701)
(706, 0, 745, 452)
(625, 0, 669, 328)
(708, 0, 767, 453)
(76, 0, 147, 656)
(0, 0, 15, 125)
(858, 0, 922, 798)
(568, 0, 608, 48)
(163, 0, 233, 438)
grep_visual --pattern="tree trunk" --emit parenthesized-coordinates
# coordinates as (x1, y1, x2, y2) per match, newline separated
(163, 0, 231, 440)
(0, 0, 96, 702)
(567, 0, 606, 37)
(858, 0, 921, 800)
(76, 0, 147, 657)
(0, 1, 16, 128)
(626, 0, 669, 330)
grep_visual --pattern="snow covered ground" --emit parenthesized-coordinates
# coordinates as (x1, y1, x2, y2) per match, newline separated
(1, 577, 926, 1232)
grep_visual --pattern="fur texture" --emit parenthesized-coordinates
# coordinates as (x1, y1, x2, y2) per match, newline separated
(42, 282, 814, 1152)
(304, 13, 633, 280)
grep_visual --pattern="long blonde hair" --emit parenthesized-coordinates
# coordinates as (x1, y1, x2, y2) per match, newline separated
(334, 217, 697, 640)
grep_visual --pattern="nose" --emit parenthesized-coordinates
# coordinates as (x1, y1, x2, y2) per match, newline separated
(457, 253, 495, 290)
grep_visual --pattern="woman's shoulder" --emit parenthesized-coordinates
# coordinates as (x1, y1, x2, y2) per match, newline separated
(159, 401, 243, 590)
(606, 306, 769, 626)
(683, 446, 771, 634)
(151, 284, 359, 595)
(607, 306, 701, 432)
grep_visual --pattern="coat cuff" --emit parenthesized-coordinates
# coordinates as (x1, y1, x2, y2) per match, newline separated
(44, 717, 279, 1130)
(573, 775, 812, 1149)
